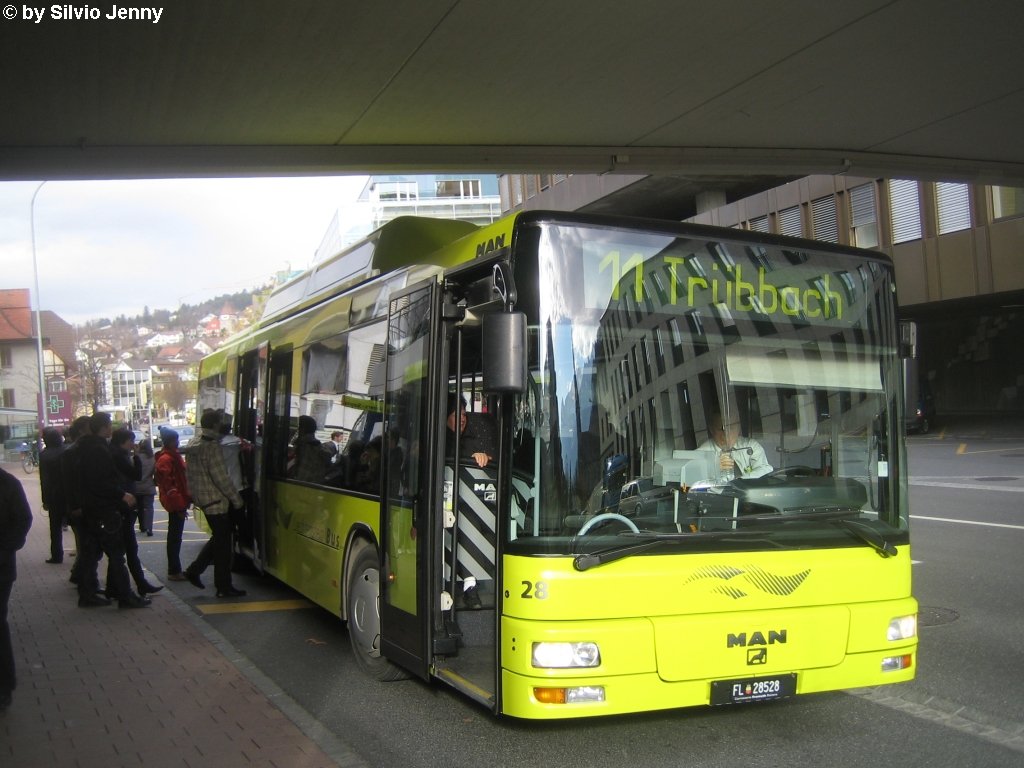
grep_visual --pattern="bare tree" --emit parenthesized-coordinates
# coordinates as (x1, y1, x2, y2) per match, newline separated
(154, 377, 195, 414)
(71, 350, 109, 412)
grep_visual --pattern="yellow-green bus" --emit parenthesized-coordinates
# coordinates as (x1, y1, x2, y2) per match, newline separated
(197, 211, 917, 719)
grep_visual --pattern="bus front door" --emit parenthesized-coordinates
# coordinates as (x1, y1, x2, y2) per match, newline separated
(235, 343, 268, 571)
(379, 280, 446, 679)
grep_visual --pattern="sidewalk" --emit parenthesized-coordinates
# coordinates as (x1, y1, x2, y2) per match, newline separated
(0, 465, 365, 768)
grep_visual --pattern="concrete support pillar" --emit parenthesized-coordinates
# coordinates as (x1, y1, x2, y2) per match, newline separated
(696, 189, 727, 214)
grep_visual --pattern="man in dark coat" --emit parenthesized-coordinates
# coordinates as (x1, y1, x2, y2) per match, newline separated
(0, 464, 33, 710)
(60, 416, 93, 590)
(38, 426, 66, 564)
(75, 412, 149, 609)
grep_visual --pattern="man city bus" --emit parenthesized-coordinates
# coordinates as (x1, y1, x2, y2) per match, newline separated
(197, 210, 917, 719)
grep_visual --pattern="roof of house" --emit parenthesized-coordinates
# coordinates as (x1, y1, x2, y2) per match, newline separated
(0, 289, 33, 341)
(0, 291, 77, 372)
(39, 310, 77, 372)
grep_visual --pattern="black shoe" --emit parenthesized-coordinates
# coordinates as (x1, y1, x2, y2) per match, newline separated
(216, 587, 247, 598)
(118, 594, 151, 609)
(139, 582, 164, 595)
(0, 690, 11, 711)
(78, 594, 111, 608)
(184, 569, 205, 589)
(45, 557, 62, 564)
(146, 531, 153, 537)
(463, 586, 482, 610)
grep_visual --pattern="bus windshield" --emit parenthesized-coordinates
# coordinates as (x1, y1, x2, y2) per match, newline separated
(507, 220, 908, 557)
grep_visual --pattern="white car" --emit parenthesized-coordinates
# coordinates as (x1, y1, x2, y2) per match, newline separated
(151, 424, 196, 447)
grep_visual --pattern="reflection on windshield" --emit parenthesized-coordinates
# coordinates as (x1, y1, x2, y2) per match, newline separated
(507, 222, 907, 557)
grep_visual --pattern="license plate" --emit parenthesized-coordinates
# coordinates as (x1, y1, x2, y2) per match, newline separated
(710, 673, 797, 705)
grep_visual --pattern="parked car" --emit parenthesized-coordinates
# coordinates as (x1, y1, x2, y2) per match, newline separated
(151, 424, 196, 447)
(617, 476, 675, 517)
(906, 390, 936, 434)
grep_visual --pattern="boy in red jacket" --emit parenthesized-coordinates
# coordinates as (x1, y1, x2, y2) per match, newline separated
(154, 428, 191, 581)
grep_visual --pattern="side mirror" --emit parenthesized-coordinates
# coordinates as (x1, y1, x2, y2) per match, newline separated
(482, 312, 527, 393)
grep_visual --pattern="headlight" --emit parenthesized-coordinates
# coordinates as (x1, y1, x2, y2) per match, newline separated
(531, 641, 601, 668)
(887, 614, 917, 641)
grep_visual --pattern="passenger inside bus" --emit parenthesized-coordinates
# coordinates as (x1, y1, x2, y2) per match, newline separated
(444, 392, 498, 611)
(352, 436, 382, 493)
(289, 415, 330, 483)
(323, 436, 364, 490)
(445, 394, 496, 468)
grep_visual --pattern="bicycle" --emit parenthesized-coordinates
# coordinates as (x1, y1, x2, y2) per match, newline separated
(20, 444, 39, 474)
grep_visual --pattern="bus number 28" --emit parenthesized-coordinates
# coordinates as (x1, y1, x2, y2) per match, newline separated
(520, 580, 548, 600)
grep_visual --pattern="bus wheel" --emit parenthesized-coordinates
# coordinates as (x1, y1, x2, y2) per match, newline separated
(346, 546, 408, 682)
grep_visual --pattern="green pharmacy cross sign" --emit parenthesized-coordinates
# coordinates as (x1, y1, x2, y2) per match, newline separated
(46, 394, 65, 415)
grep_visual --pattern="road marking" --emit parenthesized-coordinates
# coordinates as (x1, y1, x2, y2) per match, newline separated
(957, 445, 1024, 455)
(196, 599, 315, 615)
(910, 514, 1024, 531)
(849, 686, 1024, 754)
(911, 480, 1024, 493)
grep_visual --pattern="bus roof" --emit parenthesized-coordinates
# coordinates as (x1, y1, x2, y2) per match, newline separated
(262, 216, 480, 324)
(200, 214, 523, 377)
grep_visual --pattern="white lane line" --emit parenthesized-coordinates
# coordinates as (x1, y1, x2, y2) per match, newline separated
(910, 514, 1024, 531)
(848, 687, 1024, 754)
(911, 480, 1024, 493)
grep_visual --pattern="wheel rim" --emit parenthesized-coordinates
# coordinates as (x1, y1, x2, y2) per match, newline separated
(349, 566, 381, 658)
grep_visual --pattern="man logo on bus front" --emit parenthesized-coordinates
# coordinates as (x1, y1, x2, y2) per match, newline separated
(747, 648, 768, 665)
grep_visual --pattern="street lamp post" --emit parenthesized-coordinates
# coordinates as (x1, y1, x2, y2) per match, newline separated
(30, 180, 47, 431)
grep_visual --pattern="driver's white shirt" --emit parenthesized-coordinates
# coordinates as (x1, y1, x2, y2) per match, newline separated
(697, 436, 773, 479)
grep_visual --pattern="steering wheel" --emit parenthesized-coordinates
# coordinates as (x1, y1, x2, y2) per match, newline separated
(764, 465, 817, 479)
(578, 512, 641, 535)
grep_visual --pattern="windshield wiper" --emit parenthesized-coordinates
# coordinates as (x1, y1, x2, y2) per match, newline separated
(572, 531, 779, 572)
(571, 509, 894, 571)
(832, 518, 898, 558)
(739, 507, 863, 524)
(727, 508, 897, 557)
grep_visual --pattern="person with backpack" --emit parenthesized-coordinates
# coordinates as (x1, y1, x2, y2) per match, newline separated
(154, 427, 191, 582)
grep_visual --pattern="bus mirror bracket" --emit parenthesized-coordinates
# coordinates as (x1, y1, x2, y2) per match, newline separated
(482, 312, 527, 393)
(898, 320, 917, 358)
(492, 262, 517, 307)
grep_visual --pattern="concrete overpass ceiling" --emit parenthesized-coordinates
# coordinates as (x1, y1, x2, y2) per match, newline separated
(2, 0, 1023, 182)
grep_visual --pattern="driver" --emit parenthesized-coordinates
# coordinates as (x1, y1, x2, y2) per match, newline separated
(698, 411, 773, 480)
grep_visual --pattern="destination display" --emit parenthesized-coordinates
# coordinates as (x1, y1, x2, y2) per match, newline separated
(570, 231, 884, 328)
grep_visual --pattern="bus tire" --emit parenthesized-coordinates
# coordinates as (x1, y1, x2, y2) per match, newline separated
(346, 545, 409, 682)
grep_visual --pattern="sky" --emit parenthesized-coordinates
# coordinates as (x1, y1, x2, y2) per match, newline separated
(0, 176, 371, 326)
